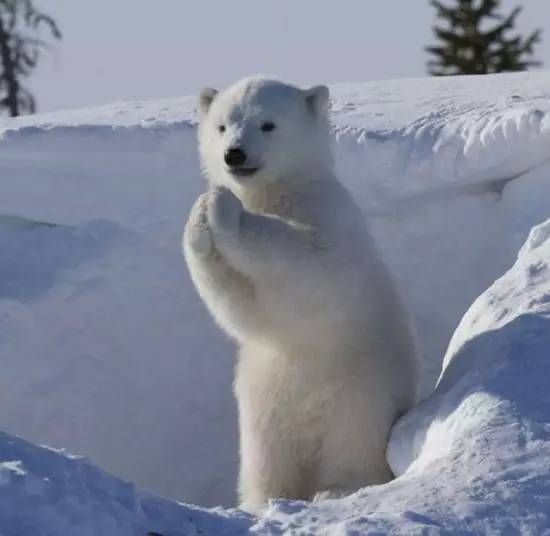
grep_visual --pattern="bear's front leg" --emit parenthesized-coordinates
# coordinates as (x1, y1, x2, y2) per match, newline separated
(207, 186, 318, 283)
(183, 192, 258, 341)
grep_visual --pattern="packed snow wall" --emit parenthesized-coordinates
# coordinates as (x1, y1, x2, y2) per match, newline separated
(0, 72, 549, 507)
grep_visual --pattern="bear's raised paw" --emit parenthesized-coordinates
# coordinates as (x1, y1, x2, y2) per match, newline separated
(207, 186, 243, 237)
(184, 193, 213, 256)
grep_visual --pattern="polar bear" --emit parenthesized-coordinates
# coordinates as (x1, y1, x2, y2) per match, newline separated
(183, 77, 418, 513)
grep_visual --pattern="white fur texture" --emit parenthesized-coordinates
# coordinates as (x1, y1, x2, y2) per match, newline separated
(183, 77, 418, 513)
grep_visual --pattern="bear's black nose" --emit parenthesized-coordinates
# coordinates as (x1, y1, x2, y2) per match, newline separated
(224, 147, 247, 167)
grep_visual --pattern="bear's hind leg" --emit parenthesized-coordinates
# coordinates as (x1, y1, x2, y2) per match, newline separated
(237, 429, 315, 514)
(238, 459, 314, 514)
(315, 386, 395, 501)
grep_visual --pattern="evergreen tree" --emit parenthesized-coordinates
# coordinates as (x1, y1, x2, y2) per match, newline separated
(0, 0, 61, 117)
(426, 0, 541, 76)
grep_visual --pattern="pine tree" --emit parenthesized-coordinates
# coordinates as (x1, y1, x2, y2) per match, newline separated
(0, 0, 61, 117)
(426, 0, 541, 76)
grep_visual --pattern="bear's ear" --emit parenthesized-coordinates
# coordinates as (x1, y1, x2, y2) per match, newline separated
(198, 87, 218, 115)
(304, 85, 329, 116)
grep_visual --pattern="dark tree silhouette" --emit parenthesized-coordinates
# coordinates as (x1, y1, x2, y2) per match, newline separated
(0, 0, 61, 117)
(426, 0, 542, 76)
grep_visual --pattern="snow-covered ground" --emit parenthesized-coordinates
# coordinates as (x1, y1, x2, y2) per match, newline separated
(0, 429, 253, 536)
(1, 71, 550, 534)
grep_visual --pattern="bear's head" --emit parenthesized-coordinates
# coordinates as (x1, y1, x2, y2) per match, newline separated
(197, 77, 331, 191)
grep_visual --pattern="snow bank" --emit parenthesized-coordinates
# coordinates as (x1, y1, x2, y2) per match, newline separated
(332, 73, 550, 394)
(0, 429, 252, 535)
(0, 121, 240, 507)
(0, 71, 550, 516)
(389, 220, 550, 481)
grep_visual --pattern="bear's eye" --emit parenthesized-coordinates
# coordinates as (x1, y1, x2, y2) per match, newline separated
(261, 121, 276, 133)
(218, 125, 226, 134)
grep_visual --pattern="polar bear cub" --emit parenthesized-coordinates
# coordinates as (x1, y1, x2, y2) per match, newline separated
(183, 76, 418, 513)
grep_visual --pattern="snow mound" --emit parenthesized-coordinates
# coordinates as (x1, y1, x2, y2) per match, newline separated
(0, 217, 237, 507)
(0, 71, 550, 512)
(0, 429, 252, 535)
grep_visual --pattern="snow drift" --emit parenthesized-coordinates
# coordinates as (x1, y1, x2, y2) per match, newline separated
(0, 429, 254, 535)
(0, 71, 550, 532)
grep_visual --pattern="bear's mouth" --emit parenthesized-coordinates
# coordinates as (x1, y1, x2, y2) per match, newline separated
(229, 166, 260, 178)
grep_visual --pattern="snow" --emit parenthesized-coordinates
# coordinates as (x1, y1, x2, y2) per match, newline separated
(1, 71, 550, 533)
(0, 430, 252, 535)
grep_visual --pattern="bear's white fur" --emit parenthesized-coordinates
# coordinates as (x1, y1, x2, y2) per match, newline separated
(183, 77, 418, 513)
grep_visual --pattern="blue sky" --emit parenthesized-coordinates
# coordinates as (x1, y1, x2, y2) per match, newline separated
(31, 0, 549, 112)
